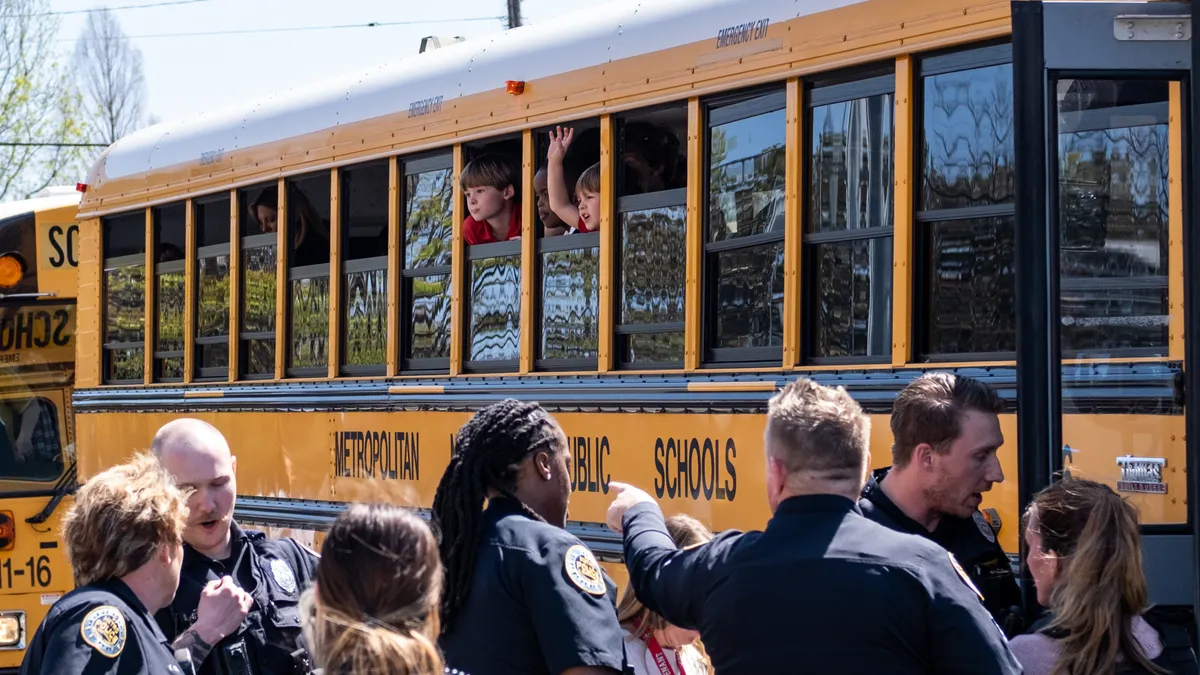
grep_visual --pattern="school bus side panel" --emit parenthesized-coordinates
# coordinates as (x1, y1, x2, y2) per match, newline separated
(0, 495, 74, 670)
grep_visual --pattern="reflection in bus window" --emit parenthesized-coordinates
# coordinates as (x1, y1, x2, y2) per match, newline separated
(195, 196, 231, 379)
(918, 51, 1016, 357)
(0, 397, 63, 481)
(541, 247, 599, 360)
(806, 79, 894, 361)
(1058, 79, 1169, 354)
(102, 212, 146, 383)
(154, 203, 186, 380)
(403, 157, 453, 369)
(342, 162, 388, 374)
(705, 93, 786, 360)
(239, 182, 277, 379)
(469, 255, 520, 363)
(286, 174, 332, 375)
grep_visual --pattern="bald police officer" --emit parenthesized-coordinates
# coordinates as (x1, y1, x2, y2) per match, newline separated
(859, 373, 1024, 636)
(607, 378, 1021, 675)
(21, 452, 248, 674)
(152, 419, 319, 675)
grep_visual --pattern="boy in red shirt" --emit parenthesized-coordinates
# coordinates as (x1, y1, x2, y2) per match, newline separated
(461, 153, 522, 245)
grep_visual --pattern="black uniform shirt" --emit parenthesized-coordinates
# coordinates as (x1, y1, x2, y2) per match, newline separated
(859, 468, 1025, 636)
(22, 578, 184, 675)
(155, 521, 319, 675)
(622, 494, 1022, 675)
(439, 497, 628, 675)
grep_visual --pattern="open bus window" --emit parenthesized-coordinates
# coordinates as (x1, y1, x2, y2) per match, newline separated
(286, 173, 332, 376)
(703, 90, 786, 365)
(464, 138, 522, 370)
(534, 122, 600, 368)
(153, 203, 186, 381)
(102, 211, 147, 383)
(401, 153, 453, 371)
(239, 183, 278, 378)
(195, 195, 231, 380)
(0, 397, 63, 482)
(805, 71, 895, 363)
(341, 161, 389, 375)
(616, 107, 688, 368)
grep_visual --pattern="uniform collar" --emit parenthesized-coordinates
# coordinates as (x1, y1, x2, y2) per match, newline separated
(862, 467, 941, 536)
(774, 493, 862, 517)
(96, 578, 170, 643)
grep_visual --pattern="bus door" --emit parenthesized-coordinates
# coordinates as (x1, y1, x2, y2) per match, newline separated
(1011, 0, 1197, 625)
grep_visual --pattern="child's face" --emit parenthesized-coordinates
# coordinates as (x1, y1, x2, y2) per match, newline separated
(466, 184, 513, 222)
(577, 189, 600, 229)
(533, 171, 563, 228)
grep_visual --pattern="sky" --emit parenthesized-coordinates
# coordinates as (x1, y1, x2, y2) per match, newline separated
(49, 0, 581, 126)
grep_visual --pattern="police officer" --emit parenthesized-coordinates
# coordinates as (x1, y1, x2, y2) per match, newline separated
(859, 372, 1024, 636)
(606, 378, 1021, 675)
(22, 453, 211, 674)
(151, 419, 320, 675)
(432, 399, 629, 675)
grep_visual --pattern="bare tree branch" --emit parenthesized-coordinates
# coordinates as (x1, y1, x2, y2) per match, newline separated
(72, 7, 147, 146)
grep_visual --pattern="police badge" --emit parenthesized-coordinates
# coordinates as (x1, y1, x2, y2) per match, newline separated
(270, 559, 297, 594)
(973, 511, 996, 544)
(80, 605, 126, 658)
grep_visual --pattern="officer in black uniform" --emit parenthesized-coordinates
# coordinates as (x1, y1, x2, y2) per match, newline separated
(22, 454, 189, 674)
(607, 378, 1021, 675)
(859, 372, 1024, 637)
(151, 419, 320, 675)
(433, 399, 629, 675)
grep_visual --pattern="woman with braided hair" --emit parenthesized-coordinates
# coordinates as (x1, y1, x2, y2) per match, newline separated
(433, 399, 628, 675)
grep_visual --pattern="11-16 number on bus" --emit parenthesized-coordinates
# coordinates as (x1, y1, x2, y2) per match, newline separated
(0, 556, 52, 589)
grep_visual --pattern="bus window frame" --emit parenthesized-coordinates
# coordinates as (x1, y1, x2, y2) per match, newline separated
(399, 151, 454, 375)
(464, 238, 522, 374)
(193, 193, 232, 382)
(284, 171, 333, 380)
(337, 157, 389, 378)
(801, 69, 897, 367)
(913, 41, 1019, 364)
(534, 231, 601, 372)
(702, 87, 788, 367)
(101, 249, 147, 386)
(238, 230, 278, 381)
(152, 203, 187, 383)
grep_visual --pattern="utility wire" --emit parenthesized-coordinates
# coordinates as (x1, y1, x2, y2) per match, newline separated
(0, 142, 109, 147)
(69, 16, 501, 41)
(1, 0, 210, 18)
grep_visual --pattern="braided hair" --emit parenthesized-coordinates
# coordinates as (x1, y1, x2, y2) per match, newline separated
(431, 399, 562, 632)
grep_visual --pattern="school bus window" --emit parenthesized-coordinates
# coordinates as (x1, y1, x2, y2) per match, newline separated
(401, 154, 453, 372)
(153, 202, 186, 381)
(341, 160, 389, 376)
(535, 122, 600, 369)
(194, 195, 231, 380)
(804, 73, 894, 363)
(0, 397, 62, 482)
(704, 89, 786, 365)
(239, 184, 278, 379)
(463, 138, 522, 372)
(285, 173, 332, 377)
(102, 211, 147, 383)
(1057, 79, 1169, 356)
(616, 107, 688, 368)
(916, 44, 1015, 359)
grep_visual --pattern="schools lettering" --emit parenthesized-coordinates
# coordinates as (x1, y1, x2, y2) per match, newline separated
(48, 224, 79, 268)
(570, 436, 610, 494)
(333, 431, 420, 480)
(0, 309, 71, 352)
(715, 18, 769, 49)
(653, 437, 737, 501)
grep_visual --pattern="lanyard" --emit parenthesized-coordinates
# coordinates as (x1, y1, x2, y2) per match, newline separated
(644, 635, 686, 675)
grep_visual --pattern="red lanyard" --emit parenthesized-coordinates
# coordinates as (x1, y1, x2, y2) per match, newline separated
(645, 635, 686, 675)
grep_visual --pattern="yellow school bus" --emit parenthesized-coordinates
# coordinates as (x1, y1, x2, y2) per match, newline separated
(0, 188, 80, 671)
(70, 0, 1200, 631)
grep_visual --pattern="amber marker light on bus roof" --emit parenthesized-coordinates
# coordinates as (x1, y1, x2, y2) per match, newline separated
(506, 80, 525, 95)
(0, 254, 24, 289)
(0, 511, 15, 551)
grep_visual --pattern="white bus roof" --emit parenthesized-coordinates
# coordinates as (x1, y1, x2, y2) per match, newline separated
(0, 189, 81, 221)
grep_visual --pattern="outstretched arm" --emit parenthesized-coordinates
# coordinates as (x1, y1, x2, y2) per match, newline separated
(547, 126, 579, 227)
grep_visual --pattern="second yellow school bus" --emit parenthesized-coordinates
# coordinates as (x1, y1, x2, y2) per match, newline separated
(70, 0, 1200, 632)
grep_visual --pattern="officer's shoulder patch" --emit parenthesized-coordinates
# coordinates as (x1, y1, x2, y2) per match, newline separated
(947, 551, 985, 602)
(563, 544, 606, 597)
(270, 558, 298, 594)
(79, 605, 126, 658)
(973, 511, 997, 544)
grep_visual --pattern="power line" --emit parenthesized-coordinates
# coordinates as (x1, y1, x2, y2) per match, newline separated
(1, 0, 210, 18)
(0, 142, 109, 148)
(66, 16, 502, 40)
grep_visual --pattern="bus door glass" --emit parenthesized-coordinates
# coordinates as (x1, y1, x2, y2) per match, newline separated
(0, 390, 66, 483)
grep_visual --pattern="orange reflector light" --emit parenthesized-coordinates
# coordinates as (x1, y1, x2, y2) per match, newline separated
(506, 80, 525, 95)
(0, 255, 24, 289)
(0, 511, 15, 551)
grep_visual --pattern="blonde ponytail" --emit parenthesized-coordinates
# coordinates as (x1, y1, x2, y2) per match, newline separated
(303, 591, 443, 675)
